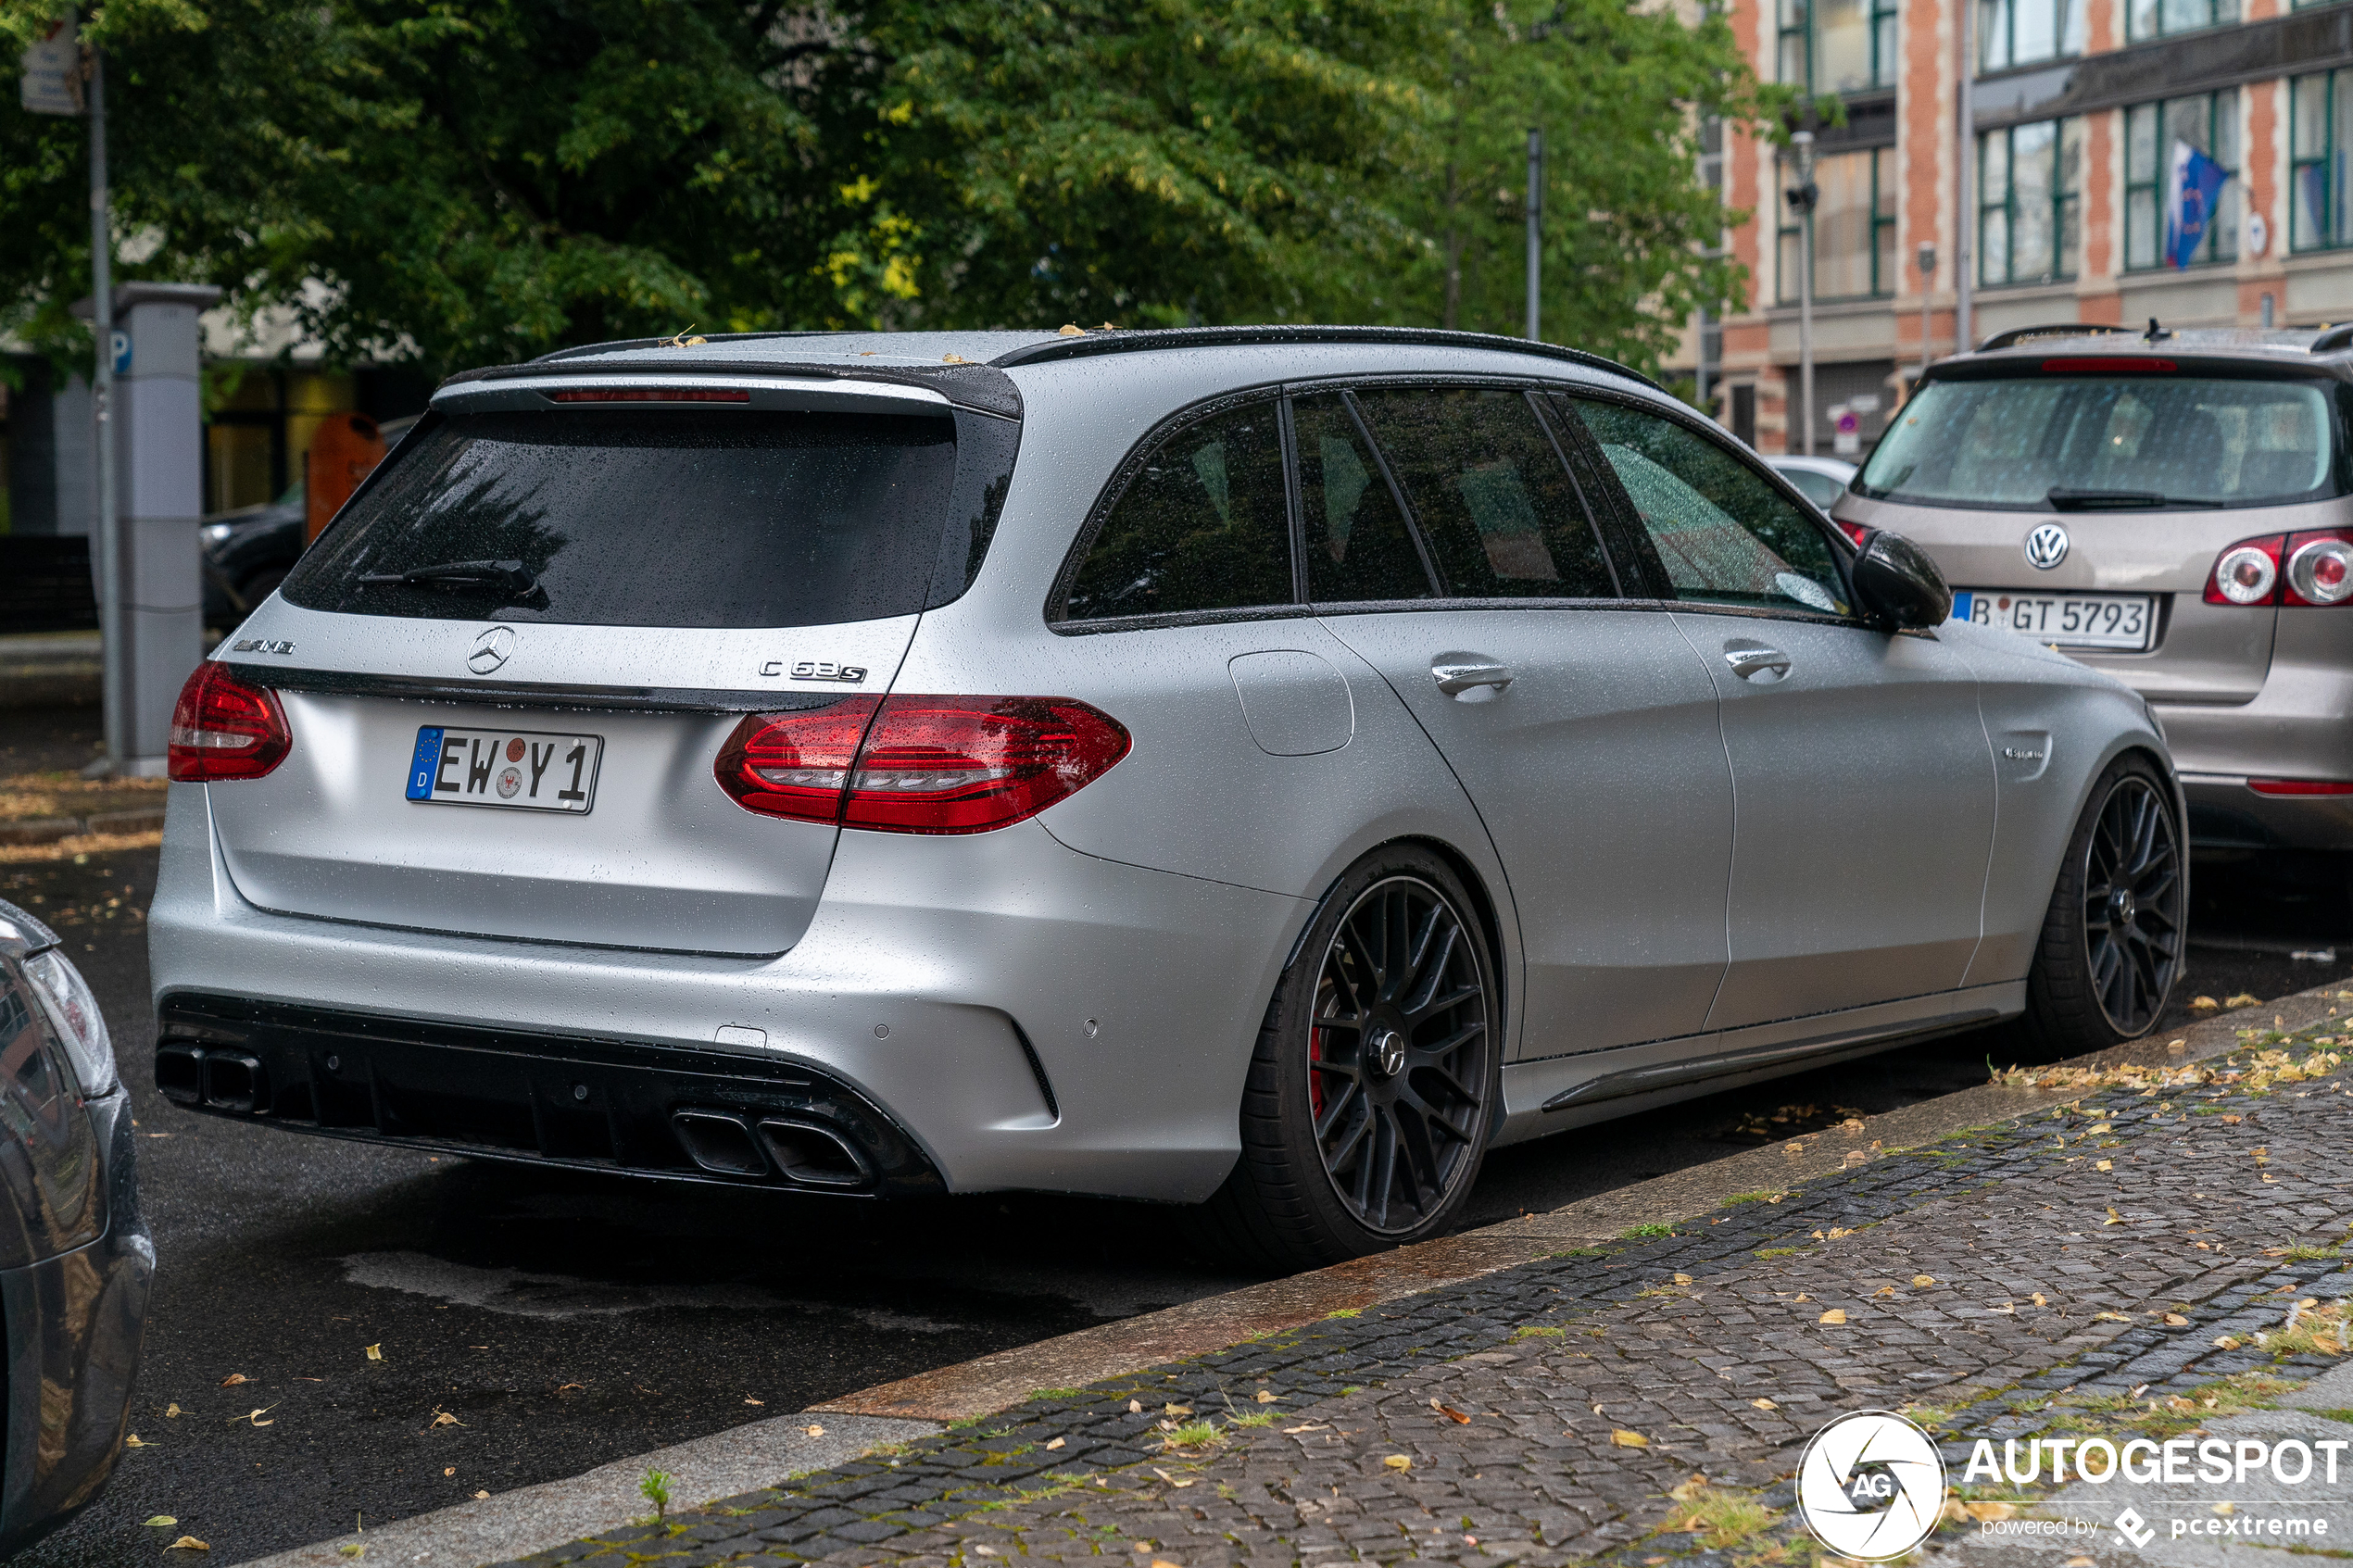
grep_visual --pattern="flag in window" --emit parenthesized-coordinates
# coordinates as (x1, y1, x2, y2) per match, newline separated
(2165, 139, 2230, 270)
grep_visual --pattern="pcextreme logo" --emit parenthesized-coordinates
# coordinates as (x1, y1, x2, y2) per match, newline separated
(1795, 1410, 1948, 1561)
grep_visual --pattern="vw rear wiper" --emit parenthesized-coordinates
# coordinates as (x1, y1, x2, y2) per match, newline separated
(2046, 487, 2220, 510)
(358, 559, 541, 596)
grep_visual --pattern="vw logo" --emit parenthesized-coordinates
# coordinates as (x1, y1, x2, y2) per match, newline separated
(1794, 1410, 1946, 1561)
(2024, 522, 2070, 571)
(467, 626, 515, 674)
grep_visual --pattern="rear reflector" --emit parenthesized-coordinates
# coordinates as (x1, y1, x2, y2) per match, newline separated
(2247, 779, 2353, 797)
(716, 696, 1130, 834)
(547, 388, 751, 404)
(169, 662, 292, 782)
(2041, 358, 2177, 373)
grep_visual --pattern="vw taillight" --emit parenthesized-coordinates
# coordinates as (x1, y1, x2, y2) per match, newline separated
(168, 662, 291, 782)
(2206, 535, 2284, 606)
(716, 696, 1130, 834)
(2284, 530, 2353, 607)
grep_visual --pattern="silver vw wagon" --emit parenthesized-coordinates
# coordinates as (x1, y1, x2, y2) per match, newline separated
(151, 327, 2180, 1266)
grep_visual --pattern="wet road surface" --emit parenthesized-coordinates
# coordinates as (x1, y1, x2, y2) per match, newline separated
(5, 708, 2345, 1565)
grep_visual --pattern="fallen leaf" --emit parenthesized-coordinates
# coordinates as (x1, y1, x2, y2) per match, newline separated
(2221, 1114, 2243, 1124)
(1611, 1429, 1650, 1449)
(1383, 1453, 1414, 1470)
(1164, 1404, 1192, 1416)
(804, 1424, 824, 1437)
(2165, 1312, 2190, 1325)
(1282, 1424, 1328, 1434)
(1913, 1275, 1933, 1286)
(364, 1345, 382, 1361)
(2095, 1311, 2133, 1322)
(1673, 1273, 1692, 1286)
(2088, 1123, 2114, 1135)
(1670, 1475, 1710, 1500)
(430, 1409, 465, 1427)
(1793, 1293, 1811, 1301)
(1129, 1399, 1143, 1413)
(1751, 1398, 1778, 1411)
(2214, 1336, 2243, 1350)
(2215, 1502, 2237, 1516)
(341, 1544, 366, 1558)
(1843, 1150, 1868, 1167)
(1967, 1501, 2018, 1522)
(1255, 1390, 1277, 1403)
(1818, 1309, 1847, 1324)
(1045, 1437, 1065, 1450)
(472, 1490, 489, 1499)
(2226, 994, 2260, 1009)
(238, 1405, 278, 1427)
(166, 1403, 182, 1418)
(2106, 1208, 2124, 1224)
(2096, 1160, 2113, 1172)
(1874, 1286, 1894, 1298)
(2067, 1557, 2096, 1565)
(168, 1537, 210, 1551)
(1059, 323, 1086, 336)
(144, 1516, 179, 1527)
(744, 1398, 763, 1406)
(444, 1467, 456, 1477)
(124, 1434, 151, 1448)
(1435, 1403, 1472, 1424)
(557, 1383, 585, 1394)
(2190, 996, 2221, 1011)
(2032, 1293, 2048, 1307)
(220, 1374, 248, 1387)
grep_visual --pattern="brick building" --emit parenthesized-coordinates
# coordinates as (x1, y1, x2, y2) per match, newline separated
(1673, 0, 2353, 455)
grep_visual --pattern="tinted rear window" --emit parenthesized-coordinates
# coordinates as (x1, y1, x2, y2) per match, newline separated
(285, 410, 962, 628)
(1860, 375, 2342, 509)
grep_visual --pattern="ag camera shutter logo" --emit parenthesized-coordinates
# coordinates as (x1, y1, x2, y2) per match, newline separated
(1796, 1410, 1947, 1561)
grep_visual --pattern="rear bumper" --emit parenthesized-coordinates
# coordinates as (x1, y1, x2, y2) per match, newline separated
(2179, 773, 2353, 852)
(148, 784, 1309, 1203)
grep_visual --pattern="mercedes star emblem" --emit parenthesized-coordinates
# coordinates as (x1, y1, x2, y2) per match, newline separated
(467, 626, 515, 674)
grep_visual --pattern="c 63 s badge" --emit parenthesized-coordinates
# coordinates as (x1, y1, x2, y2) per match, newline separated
(759, 660, 868, 684)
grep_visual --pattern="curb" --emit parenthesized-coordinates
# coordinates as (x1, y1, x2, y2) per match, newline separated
(245, 986, 2342, 1567)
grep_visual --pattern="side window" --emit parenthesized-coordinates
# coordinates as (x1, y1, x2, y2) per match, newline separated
(1060, 399, 1293, 621)
(1292, 394, 1436, 603)
(1567, 398, 1850, 617)
(1351, 387, 1617, 599)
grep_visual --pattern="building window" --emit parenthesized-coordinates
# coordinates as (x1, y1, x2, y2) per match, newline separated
(1778, 0, 1898, 93)
(2124, 92, 2240, 270)
(1780, 146, 1897, 303)
(2126, 0, 2238, 42)
(1979, 0, 2085, 70)
(2294, 69, 2353, 252)
(1979, 119, 2082, 285)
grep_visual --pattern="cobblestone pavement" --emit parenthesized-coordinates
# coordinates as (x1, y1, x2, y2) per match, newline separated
(488, 999, 2353, 1568)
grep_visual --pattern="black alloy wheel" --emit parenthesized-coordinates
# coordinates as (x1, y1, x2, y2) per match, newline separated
(1305, 875, 1491, 1235)
(2081, 772, 2183, 1036)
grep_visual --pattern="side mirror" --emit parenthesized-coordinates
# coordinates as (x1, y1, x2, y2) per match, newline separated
(1849, 528, 1953, 630)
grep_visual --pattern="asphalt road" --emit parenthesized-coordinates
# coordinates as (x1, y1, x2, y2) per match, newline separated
(6, 706, 2347, 1566)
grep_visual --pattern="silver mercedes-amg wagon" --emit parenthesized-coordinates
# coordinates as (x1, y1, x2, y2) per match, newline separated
(150, 326, 2182, 1266)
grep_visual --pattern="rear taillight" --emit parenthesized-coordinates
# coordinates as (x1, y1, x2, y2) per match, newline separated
(2284, 530, 2353, 607)
(2206, 535, 2284, 606)
(168, 662, 291, 782)
(1834, 521, 1870, 547)
(2204, 531, 2353, 607)
(2249, 779, 2353, 796)
(716, 696, 1130, 834)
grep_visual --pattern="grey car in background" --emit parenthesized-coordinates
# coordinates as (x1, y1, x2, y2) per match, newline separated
(1843, 324, 2353, 871)
(1768, 454, 1857, 511)
(151, 326, 2178, 1266)
(0, 900, 150, 1554)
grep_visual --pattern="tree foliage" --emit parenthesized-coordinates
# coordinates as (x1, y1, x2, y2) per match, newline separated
(0, 0, 1772, 380)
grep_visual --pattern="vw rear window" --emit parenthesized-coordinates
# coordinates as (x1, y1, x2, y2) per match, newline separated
(284, 409, 967, 628)
(1860, 375, 2342, 509)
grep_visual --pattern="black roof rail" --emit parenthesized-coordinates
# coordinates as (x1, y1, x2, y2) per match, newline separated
(1975, 322, 2134, 353)
(2312, 323, 2353, 355)
(987, 324, 1665, 393)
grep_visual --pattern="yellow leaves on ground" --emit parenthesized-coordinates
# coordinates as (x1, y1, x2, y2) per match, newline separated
(1818, 1309, 1848, 1325)
(124, 1434, 152, 1448)
(1750, 1398, 1779, 1411)
(167, 1537, 210, 1551)
(430, 1409, 465, 1428)
(1913, 1274, 1934, 1286)
(2225, 994, 2260, 1008)
(1255, 1390, 1278, 1403)
(1610, 1428, 1650, 1448)
(144, 1516, 178, 1527)
(166, 1402, 182, 1417)
(1383, 1453, 1414, 1469)
(2097, 1160, 2114, 1172)
(1670, 1475, 1709, 1501)
(2165, 1312, 2191, 1325)
(1429, 1399, 1471, 1424)
(1045, 1437, 1065, 1449)
(220, 1374, 248, 1387)
(2032, 1293, 2048, 1308)
(803, 1424, 824, 1437)
(364, 1345, 383, 1361)
(2107, 1208, 2125, 1224)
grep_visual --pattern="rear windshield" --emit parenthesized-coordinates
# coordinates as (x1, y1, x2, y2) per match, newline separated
(1858, 375, 2342, 509)
(284, 409, 963, 628)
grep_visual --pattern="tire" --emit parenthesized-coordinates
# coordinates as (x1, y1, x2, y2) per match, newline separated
(2021, 754, 2185, 1054)
(1189, 846, 1502, 1272)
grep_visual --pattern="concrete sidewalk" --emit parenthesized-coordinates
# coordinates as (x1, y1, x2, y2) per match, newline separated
(257, 984, 2353, 1568)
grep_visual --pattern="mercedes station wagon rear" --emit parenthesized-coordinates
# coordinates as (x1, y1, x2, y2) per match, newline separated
(1839, 324, 2353, 864)
(153, 326, 2179, 1266)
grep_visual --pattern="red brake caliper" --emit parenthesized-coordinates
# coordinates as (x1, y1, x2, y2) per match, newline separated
(1308, 1027, 1329, 1120)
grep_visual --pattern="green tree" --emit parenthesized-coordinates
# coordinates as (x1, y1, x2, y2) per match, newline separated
(1, 0, 1772, 381)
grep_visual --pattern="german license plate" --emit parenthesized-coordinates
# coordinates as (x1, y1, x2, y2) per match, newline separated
(1950, 590, 2155, 651)
(405, 726, 601, 813)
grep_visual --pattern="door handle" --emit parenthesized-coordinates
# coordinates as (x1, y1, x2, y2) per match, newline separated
(1723, 646, 1793, 682)
(1432, 659, 1514, 699)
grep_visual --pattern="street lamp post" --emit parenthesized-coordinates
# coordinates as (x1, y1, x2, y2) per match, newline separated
(1525, 128, 1543, 342)
(1917, 242, 1938, 383)
(1787, 131, 1818, 458)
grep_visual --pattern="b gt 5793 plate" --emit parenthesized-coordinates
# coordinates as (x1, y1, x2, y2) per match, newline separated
(406, 726, 601, 813)
(1949, 590, 2155, 651)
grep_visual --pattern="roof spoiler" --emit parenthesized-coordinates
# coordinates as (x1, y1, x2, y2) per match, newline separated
(1975, 322, 2135, 353)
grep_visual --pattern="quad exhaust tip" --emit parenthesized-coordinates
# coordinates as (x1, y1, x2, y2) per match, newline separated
(156, 1042, 269, 1115)
(669, 1110, 874, 1189)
